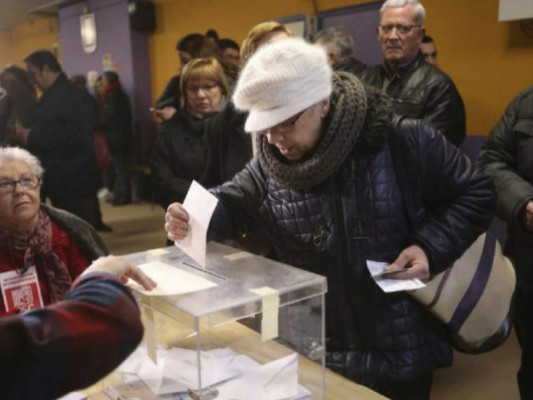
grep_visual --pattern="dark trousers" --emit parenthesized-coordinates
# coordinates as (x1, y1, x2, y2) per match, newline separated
(509, 245, 533, 400)
(49, 194, 100, 228)
(108, 156, 131, 202)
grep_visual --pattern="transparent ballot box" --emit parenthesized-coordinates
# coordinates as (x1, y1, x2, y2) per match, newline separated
(118, 241, 327, 400)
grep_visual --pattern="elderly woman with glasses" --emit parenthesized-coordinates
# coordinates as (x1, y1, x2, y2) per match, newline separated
(0, 147, 107, 315)
(149, 57, 230, 209)
(165, 38, 495, 399)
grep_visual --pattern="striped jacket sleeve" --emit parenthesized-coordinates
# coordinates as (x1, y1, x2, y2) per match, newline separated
(0, 272, 143, 400)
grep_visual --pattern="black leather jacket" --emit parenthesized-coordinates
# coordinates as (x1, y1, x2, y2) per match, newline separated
(477, 85, 533, 248)
(334, 57, 367, 77)
(360, 52, 466, 147)
(208, 118, 494, 384)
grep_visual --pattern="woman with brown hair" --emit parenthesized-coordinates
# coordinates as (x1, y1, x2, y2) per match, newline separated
(240, 21, 293, 64)
(149, 57, 230, 209)
(155, 32, 237, 120)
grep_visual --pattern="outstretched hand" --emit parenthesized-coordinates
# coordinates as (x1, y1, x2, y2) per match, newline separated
(83, 255, 157, 290)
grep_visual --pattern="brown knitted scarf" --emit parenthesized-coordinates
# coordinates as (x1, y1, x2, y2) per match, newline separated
(0, 209, 72, 303)
(256, 72, 368, 190)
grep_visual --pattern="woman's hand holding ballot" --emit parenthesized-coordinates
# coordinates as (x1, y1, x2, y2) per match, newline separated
(165, 202, 190, 241)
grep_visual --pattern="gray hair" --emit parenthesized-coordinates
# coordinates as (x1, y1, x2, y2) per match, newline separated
(314, 27, 354, 62)
(380, 0, 426, 25)
(0, 147, 44, 178)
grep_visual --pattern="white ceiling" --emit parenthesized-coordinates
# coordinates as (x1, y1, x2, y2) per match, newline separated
(0, 0, 80, 31)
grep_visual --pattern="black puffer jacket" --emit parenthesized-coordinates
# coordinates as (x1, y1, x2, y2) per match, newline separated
(477, 85, 533, 249)
(209, 117, 493, 384)
(360, 52, 466, 147)
(200, 103, 252, 187)
(149, 109, 209, 208)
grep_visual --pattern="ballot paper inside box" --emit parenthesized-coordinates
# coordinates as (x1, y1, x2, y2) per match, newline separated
(119, 241, 327, 400)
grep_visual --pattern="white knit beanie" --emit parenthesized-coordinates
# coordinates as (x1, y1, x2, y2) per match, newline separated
(233, 37, 333, 132)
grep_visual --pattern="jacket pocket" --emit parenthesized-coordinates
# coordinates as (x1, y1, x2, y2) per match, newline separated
(392, 98, 424, 119)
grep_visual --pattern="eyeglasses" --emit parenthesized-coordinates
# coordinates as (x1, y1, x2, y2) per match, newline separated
(379, 24, 420, 35)
(186, 83, 219, 94)
(257, 109, 307, 136)
(0, 176, 40, 193)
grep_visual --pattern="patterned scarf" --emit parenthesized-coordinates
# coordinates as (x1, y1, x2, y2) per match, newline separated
(0, 209, 72, 303)
(256, 72, 368, 190)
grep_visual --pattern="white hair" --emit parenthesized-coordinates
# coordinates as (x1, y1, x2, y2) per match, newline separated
(380, 0, 426, 25)
(0, 147, 44, 178)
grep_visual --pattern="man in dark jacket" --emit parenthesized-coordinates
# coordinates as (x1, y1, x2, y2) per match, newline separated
(360, 0, 466, 147)
(314, 27, 366, 77)
(477, 85, 533, 400)
(15, 50, 100, 226)
(165, 38, 494, 399)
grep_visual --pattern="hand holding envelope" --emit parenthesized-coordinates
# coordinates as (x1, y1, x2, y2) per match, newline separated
(165, 181, 218, 268)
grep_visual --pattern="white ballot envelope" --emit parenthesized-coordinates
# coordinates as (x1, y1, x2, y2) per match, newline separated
(176, 180, 218, 268)
(367, 260, 426, 293)
(216, 353, 299, 400)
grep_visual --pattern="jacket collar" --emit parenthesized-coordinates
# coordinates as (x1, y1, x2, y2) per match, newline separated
(381, 51, 425, 80)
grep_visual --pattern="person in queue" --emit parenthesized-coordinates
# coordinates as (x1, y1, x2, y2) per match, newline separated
(99, 70, 134, 206)
(200, 21, 293, 255)
(1, 254, 156, 400)
(155, 32, 237, 121)
(201, 21, 293, 188)
(477, 85, 533, 400)
(218, 37, 241, 70)
(15, 50, 101, 228)
(0, 146, 107, 315)
(360, 0, 466, 147)
(0, 65, 36, 146)
(149, 57, 230, 209)
(314, 27, 367, 77)
(165, 38, 494, 399)
(420, 34, 437, 65)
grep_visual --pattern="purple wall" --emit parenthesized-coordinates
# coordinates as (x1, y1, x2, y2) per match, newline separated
(58, 0, 155, 162)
